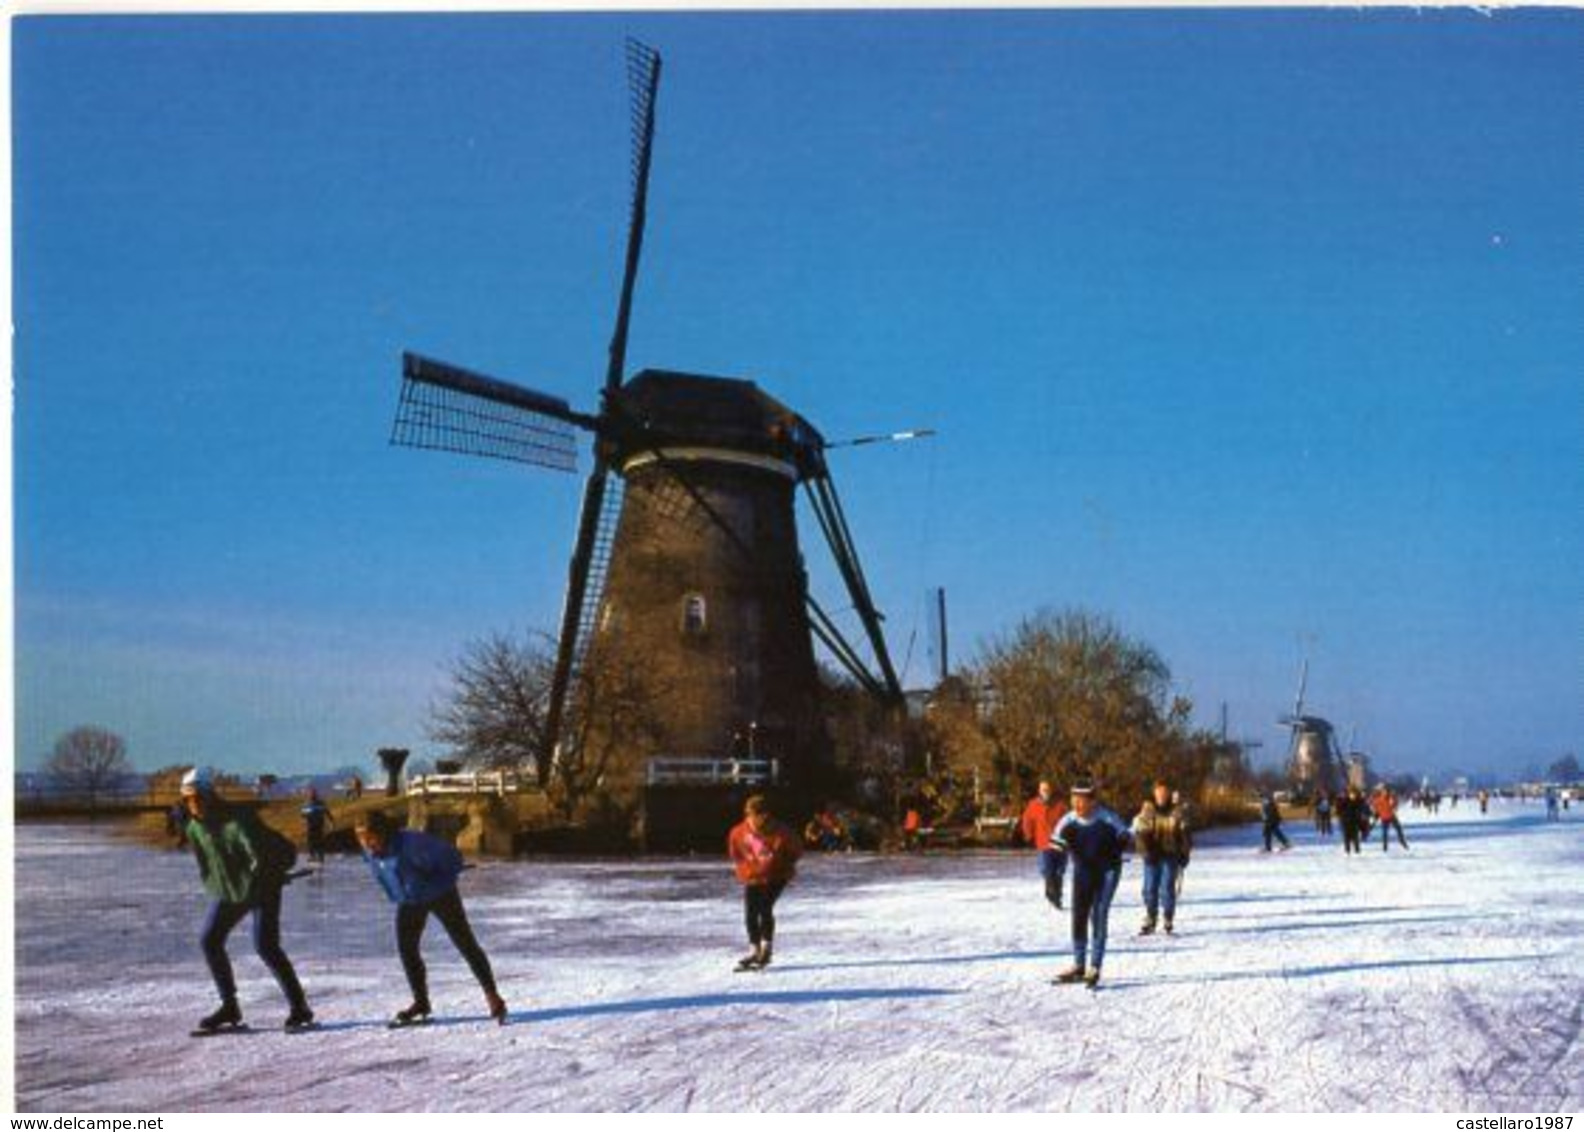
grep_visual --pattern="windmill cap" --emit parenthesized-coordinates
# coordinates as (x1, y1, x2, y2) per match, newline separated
(180, 766, 216, 795)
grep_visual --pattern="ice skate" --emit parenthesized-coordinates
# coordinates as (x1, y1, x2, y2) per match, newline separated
(388, 1002, 433, 1029)
(485, 991, 508, 1025)
(1053, 964, 1086, 984)
(283, 1006, 317, 1033)
(192, 999, 244, 1037)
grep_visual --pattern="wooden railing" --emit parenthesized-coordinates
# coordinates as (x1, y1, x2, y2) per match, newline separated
(645, 757, 778, 787)
(406, 770, 536, 797)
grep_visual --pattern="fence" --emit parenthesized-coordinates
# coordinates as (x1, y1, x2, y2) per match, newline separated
(645, 757, 779, 788)
(406, 770, 536, 797)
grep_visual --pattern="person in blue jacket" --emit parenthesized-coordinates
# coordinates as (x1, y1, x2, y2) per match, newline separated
(1049, 780, 1133, 988)
(300, 788, 333, 864)
(354, 810, 507, 1026)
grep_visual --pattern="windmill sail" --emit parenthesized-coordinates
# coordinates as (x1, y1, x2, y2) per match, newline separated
(392, 352, 582, 471)
(605, 38, 662, 392)
(541, 39, 665, 771)
(566, 476, 625, 685)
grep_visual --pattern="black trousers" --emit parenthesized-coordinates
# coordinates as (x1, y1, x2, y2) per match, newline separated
(201, 885, 308, 1011)
(396, 888, 498, 1006)
(744, 881, 787, 946)
(1342, 821, 1363, 853)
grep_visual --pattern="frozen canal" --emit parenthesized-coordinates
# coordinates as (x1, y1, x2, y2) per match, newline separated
(13, 803, 1582, 1112)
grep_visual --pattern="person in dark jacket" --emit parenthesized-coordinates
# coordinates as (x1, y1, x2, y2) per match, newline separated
(166, 801, 190, 848)
(1049, 781, 1132, 988)
(1336, 786, 1369, 854)
(1259, 793, 1292, 852)
(181, 766, 314, 1033)
(354, 810, 506, 1026)
(1132, 780, 1192, 935)
(300, 788, 333, 864)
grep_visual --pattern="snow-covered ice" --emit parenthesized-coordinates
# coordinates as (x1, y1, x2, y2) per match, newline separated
(13, 802, 1582, 1111)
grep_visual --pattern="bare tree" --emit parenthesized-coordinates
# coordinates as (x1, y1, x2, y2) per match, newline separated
(430, 628, 673, 831)
(551, 649, 670, 823)
(45, 726, 132, 816)
(429, 632, 556, 776)
(935, 608, 1213, 811)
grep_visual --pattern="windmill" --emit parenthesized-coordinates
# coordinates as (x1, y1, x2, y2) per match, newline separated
(389, 41, 904, 801)
(1276, 660, 1344, 797)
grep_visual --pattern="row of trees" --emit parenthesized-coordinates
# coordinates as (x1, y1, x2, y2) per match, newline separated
(430, 607, 1237, 827)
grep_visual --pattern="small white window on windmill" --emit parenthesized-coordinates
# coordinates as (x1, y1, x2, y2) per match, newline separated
(682, 593, 708, 637)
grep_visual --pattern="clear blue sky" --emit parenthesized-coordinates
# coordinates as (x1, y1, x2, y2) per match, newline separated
(13, 10, 1581, 781)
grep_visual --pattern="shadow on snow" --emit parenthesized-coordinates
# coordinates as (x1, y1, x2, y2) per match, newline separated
(1099, 952, 1554, 992)
(516, 986, 961, 1024)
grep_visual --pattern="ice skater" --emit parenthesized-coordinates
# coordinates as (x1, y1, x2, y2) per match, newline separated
(1337, 785, 1368, 854)
(300, 787, 333, 864)
(1544, 787, 1560, 821)
(1371, 786, 1410, 851)
(1259, 792, 1292, 852)
(1050, 780, 1132, 988)
(1020, 779, 1068, 912)
(727, 795, 803, 971)
(1132, 779, 1192, 936)
(1313, 792, 1333, 837)
(354, 810, 507, 1027)
(181, 766, 315, 1034)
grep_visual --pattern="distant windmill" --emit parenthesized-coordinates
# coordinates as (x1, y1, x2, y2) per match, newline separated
(1276, 660, 1343, 796)
(390, 41, 904, 796)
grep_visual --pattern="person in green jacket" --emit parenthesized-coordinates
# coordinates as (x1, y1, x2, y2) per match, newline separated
(182, 766, 315, 1033)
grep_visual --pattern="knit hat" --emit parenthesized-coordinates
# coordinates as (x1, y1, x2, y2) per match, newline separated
(180, 766, 216, 796)
(1069, 780, 1095, 797)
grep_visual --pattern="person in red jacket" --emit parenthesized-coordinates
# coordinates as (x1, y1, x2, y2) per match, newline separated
(727, 795, 803, 971)
(1020, 780, 1069, 911)
(1372, 786, 1410, 851)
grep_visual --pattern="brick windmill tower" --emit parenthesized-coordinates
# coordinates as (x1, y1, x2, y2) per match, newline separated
(391, 42, 904, 825)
